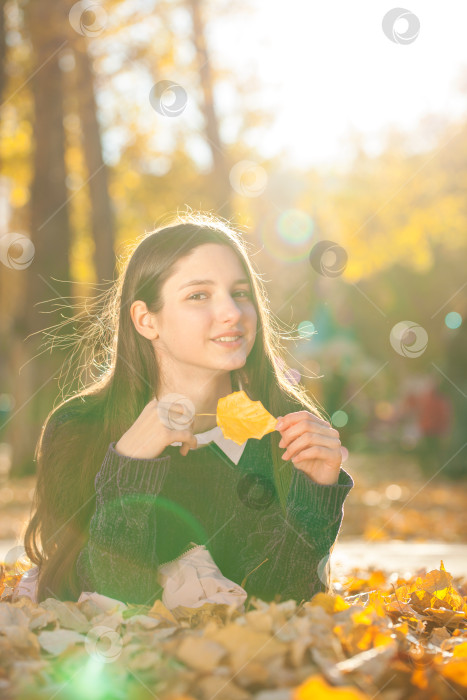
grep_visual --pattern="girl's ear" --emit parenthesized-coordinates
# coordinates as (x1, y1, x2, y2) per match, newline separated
(130, 300, 159, 340)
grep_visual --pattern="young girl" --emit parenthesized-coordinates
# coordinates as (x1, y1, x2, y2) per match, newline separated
(24, 212, 353, 606)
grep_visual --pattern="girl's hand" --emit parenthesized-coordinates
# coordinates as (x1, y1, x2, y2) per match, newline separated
(115, 399, 197, 460)
(276, 411, 342, 485)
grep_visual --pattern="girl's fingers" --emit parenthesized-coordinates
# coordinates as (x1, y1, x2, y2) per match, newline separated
(281, 432, 340, 462)
(291, 445, 339, 465)
(178, 432, 197, 457)
(278, 421, 339, 449)
(277, 411, 331, 431)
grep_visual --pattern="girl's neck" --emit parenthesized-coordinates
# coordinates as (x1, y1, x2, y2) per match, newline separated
(156, 371, 234, 434)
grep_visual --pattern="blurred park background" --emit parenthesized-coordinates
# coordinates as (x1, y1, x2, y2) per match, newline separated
(0, 0, 466, 564)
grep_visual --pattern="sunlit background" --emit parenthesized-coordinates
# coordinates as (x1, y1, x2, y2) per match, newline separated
(92, 0, 467, 170)
(184, 0, 467, 168)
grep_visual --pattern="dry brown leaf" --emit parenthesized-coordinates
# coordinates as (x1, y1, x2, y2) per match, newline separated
(40, 598, 90, 633)
(1, 560, 467, 699)
(209, 623, 286, 672)
(196, 674, 250, 700)
(36, 629, 86, 655)
(124, 613, 165, 630)
(340, 643, 397, 673)
(170, 601, 241, 627)
(148, 598, 179, 625)
(174, 636, 226, 671)
(126, 649, 164, 671)
(0, 625, 41, 657)
(27, 607, 59, 631)
(0, 603, 29, 627)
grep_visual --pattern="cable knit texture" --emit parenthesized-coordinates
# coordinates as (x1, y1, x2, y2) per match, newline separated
(76, 433, 354, 606)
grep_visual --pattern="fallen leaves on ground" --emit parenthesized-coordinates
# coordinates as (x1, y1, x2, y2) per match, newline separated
(1, 560, 467, 699)
(337, 454, 467, 542)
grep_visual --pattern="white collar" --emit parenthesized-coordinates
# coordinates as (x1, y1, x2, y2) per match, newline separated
(169, 377, 247, 465)
(170, 423, 247, 465)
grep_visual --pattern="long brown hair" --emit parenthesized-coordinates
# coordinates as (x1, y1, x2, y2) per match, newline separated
(24, 211, 327, 602)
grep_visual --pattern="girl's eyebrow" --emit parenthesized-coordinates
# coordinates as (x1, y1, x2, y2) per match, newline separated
(178, 278, 250, 290)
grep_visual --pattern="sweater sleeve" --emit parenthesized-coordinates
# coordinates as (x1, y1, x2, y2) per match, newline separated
(287, 465, 354, 523)
(75, 442, 171, 606)
(240, 465, 354, 604)
(282, 465, 354, 599)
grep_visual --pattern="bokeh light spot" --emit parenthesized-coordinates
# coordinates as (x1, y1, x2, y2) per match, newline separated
(375, 401, 395, 420)
(331, 410, 348, 427)
(385, 484, 402, 500)
(298, 320, 315, 338)
(445, 311, 462, 329)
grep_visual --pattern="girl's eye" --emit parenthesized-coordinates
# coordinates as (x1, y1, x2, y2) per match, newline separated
(188, 290, 252, 301)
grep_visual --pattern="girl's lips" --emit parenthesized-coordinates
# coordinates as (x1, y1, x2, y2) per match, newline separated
(211, 337, 243, 347)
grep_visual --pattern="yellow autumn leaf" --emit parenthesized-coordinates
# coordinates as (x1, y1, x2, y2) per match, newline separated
(216, 391, 278, 444)
(440, 660, 467, 688)
(453, 643, 467, 659)
(307, 593, 350, 613)
(293, 675, 371, 699)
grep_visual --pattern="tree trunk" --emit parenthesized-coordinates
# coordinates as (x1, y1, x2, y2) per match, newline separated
(187, 0, 232, 219)
(71, 36, 116, 284)
(0, 0, 6, 118)
(9, 1, 71, 477)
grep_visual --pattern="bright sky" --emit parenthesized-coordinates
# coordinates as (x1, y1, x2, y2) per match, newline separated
(207, 0, 467, 168)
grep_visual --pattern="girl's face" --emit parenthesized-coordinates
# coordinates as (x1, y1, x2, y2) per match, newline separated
(152, 243, 258, 379)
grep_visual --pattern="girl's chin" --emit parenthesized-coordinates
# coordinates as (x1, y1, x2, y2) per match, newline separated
(211, 353, 248, 370)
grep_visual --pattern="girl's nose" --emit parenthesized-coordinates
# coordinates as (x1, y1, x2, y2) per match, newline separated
(216, 294, 242, 323)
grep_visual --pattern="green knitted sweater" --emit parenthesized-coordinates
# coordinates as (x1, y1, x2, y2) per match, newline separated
(76, 432, 353, 607)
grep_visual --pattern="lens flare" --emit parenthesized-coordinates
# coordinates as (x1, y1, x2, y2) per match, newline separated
(260, 210, 314, 262)
(284, 368, 301, 385)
